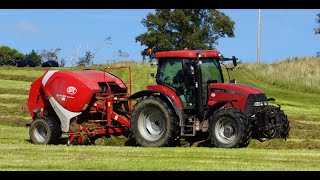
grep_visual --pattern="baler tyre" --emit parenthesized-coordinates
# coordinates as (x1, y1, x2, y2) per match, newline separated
(209, 107, 251, 148)
(130, 96, 180, 147)
(29, 116, 61, 145)
(270, 109, 290, 140)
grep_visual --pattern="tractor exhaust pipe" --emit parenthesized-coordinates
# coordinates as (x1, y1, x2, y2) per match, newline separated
(195, 53, 204, 120)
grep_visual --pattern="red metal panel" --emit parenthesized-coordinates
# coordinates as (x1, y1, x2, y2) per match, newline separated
(27, 76, 48, 119)
(208, 83, 264, 112)
(155, 50, 221, 59)
(72, 70, 127, 89)
(40, 70, 128, 112)
(209, 83, 264, 95)
(147, 84, 183, 109)
(43, 71, 96, 112)
(111, 111, 130, 127)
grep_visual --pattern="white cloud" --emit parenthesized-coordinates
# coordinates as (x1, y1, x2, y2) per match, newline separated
(16, 22, 39, 33)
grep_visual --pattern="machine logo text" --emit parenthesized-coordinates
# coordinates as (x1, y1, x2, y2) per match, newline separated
(67, 86, 77, 95)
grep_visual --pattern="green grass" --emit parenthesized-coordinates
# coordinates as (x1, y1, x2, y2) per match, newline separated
(0, 79, 31, 90)
(239, 57, 320, 94)
(298, 120, 320, 125)
(0, 94, 28, 99)
(0, 70, 43, 77)
(0, 59, 320, 170)
(0, 125, 320, 171)
(0, 103, 19, 108)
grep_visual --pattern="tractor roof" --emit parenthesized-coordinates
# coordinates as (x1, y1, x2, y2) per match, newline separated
(155, 50, 221, 59)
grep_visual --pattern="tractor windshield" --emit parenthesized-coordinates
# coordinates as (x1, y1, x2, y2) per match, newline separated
(157, 58, 223, 86)
(200, 58, 224, 84)
(157, 58, 183, 86)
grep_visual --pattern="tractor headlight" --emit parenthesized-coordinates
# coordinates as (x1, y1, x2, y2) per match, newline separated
(252, 101, 269, 107)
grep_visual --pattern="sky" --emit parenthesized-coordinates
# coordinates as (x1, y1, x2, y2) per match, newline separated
(0, 9, 319, 66)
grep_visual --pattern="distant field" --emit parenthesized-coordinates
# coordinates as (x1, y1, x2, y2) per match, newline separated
(0, 58, 319, 171)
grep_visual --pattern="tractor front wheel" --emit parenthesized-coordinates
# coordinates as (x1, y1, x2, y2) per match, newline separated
(29, 116, 61, 145)
(130, 96, 180, 147)
(251, 107, 290, 141)
(209, 107, 251, 148)
(270, 109, 290, 139)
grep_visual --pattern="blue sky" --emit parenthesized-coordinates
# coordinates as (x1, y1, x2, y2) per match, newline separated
(0, 9, 319, 66)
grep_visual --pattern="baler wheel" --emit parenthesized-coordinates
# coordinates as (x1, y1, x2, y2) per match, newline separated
(29, 116, 61, 145)
(209, 107, 251, 148)
(130, 96, 179, 147)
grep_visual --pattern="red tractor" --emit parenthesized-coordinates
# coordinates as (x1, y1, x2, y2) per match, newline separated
(26, 49, 290, 148)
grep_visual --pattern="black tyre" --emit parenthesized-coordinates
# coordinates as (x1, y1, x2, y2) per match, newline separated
(251, 108, 290, 141)
(29, 116, 61, 145)
(209, 107, 251, 148)
(130, 96, 180, 147)
(270, 109, 290, 139)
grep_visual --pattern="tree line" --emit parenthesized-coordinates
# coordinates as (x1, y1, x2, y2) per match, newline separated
(0, 46, 65, 67)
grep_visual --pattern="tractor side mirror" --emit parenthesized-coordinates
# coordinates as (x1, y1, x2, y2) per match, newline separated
(229, 79, 236, 84)
(232, 56, 237, 67)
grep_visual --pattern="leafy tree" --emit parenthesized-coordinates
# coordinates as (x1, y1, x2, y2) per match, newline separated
(114, 50, 130, 60)
(107, 50, 130, 64)
(315, 13, 320, 57)
(76, 50, 95, 66)
(60, 58, 66, 67)
(40, 48, 61, 62)
(135, 9, 235, 60)
(315, 13, 320, 34)
(25, 49, 42, 66)
(0, 46, 25, 66)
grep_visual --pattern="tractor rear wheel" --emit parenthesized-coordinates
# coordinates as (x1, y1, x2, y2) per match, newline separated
(130, 96, 180, 147)
(29, 116, 61, 145)
(209, 107, 251, 148)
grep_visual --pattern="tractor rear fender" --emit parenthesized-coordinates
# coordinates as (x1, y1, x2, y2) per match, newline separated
(204, 100, 238, 121)
(129, 90, 159, 99)
(129, 90, 183, 123)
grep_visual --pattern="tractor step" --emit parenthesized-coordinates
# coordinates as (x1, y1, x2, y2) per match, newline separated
(181, 125, 196, 136)
(182, 125, 194, 127)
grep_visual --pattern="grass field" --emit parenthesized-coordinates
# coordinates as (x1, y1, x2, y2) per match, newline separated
(0, 58, 320, 171)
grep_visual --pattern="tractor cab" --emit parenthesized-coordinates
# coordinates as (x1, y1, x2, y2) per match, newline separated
(153, 50, 236, 109)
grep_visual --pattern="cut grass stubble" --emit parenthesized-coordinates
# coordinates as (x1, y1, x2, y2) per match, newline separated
(1, 60, 320, 170)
